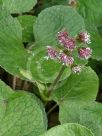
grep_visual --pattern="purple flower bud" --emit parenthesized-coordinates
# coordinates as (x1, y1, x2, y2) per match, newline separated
(64, 37, 76, 51)
(57, 31, 68, 45)
(78, 47, 92, 59)
(72, 65, 82, 73)
(58, 53, 74, 65)
(79, 32, 91, 44)
(47, 46, 57, 59)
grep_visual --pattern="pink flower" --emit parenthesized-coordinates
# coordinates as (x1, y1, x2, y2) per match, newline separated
(57, 31, 76, 51)
(64, 37, 76, 51)
(47, 46, 57, 59)
(72, 65, 82, 73)
(58, 53, 74, 65)
(79, 32, 91, 44)
(57, 31, 68, 45)
(78, 47, 92, 59)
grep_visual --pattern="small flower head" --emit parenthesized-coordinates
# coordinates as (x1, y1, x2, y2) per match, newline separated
(79, 32, 91, 44)
(72, 65, 82, 73)
(68, 0, 77, 7)
(59, 53, 74, 65)
(64, 37, 76, 51)
(57, 31, 68, 45)
(47, 46, 57, 59)
(78, 47, 92, 59)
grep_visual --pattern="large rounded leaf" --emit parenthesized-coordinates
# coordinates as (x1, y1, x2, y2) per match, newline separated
(43, 0, 68, 7)
(0, 9, 28, 77)
(34, 5, 85, 45)
(0, 80, 47, 136)
(53, 67, 99, 102)
(41, 123, 94, 136)
(59, 102, 102, 136)
(26, 45, 71, 83)
(2, 0, 37, 13)
(34, 0, 68, 14)
(52, 67, 99, 135)
(75, 0, 102, 60)
(77, 0, 102, 27)
(66, 0, 102, 61)
(80, 102, 102, 136)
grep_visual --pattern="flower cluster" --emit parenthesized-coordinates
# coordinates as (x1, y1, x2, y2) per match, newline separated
(47, 30, 92, 73)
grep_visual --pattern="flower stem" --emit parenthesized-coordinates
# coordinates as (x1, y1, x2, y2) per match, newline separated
(47, 103, 58, 115)
(12, 76, 16, 90)
(47, 65, 65, 96)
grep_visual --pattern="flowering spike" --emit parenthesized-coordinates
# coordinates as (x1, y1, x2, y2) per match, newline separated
(46, 30, 92, 75)
(58, 53, 74, 66)
(79, 32, 91, 44)
(47, 46, 57, 59)
(78, 47, 92, 59)
(72, 65, 82, 73)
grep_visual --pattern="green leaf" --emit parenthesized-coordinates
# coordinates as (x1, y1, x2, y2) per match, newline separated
(2, 0, 37, 13)
(0, 0, 2, 6)
(34, 5, 85, 45)
(75, 0, 102, 60)
(59, 102, 102, 136)
(98, 26, 102, 36)
(0, 80, 47, 136)
(84, 23, 102, 61)
(26, 45, 71, 83)
(0, 9, 28, 77)
(35, 0, 68, 14)
(80, 102, 102, 136)
(40, 123, 94, 136)
(53, 67, 99, 102)
(43, 0, 68, 6)
(77, 0, 102, 27)
(18, 15, 36, 42)
(51, 67, 99, 134)
(90, 31, 102, 60)
(59, 101, 85, 124)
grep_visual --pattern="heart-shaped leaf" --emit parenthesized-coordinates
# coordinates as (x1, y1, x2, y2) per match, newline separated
(75, 0, 102, 60)
(35, 0, 68, 14)
(2, 0, 37, 13)
(53, 67, 99, 102)
(59, 102, 102, 136)
(26, 45, 71, 83)
(34, 5, 85, 45)
(40, 123, 94, 136)
(77, 0, 102, 27)
(0, 80, 47, 136)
